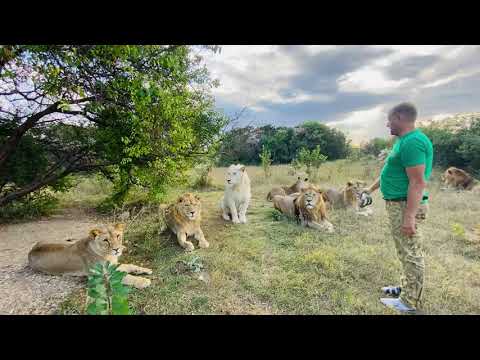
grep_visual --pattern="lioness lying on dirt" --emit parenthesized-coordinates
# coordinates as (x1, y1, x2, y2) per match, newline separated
(273, 185, 334, 233)
(28, 223, 153, 289)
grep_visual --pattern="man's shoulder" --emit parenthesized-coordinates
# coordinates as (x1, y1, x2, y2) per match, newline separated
(402, 130, 432, 148)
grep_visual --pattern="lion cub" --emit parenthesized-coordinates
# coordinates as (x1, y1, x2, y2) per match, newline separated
(162, 193, 209, 252)
(28, 223, 153, 289)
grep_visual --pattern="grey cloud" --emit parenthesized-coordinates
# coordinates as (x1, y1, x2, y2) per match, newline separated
(386, 55, 441, 80)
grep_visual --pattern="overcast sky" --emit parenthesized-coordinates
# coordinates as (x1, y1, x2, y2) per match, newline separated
(200, 45, 480, 144)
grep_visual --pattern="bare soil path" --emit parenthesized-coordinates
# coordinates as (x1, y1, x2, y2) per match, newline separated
(0, 208, 99, 314)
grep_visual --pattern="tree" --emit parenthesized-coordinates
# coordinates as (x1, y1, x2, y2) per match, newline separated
(361, 137, 391, 157)
(259, 145, 272, 178)
(216, 126, 261, 166)
(294, 145, 328, 180)
(0, 45, 226, 207)
(293, 121, 350, 160)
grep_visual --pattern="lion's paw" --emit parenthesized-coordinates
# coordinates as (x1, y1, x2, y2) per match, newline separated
(199, 240, 210, 249)
(183, 242, 195, 252)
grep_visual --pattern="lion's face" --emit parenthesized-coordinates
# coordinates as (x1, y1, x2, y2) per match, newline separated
(293, 176, 309, 191)
(346, 180, 367, 197)
(444, 167, 468, 185)
(91, 223, 125, 257)
(300, 187, 322, 210)
(225, 164, 246, 187)
(177, 193, 201, 220)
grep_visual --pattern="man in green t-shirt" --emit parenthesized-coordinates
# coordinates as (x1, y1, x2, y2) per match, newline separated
(363, 102, 433, 314)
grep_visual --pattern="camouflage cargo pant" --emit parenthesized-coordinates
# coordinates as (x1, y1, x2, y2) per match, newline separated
(385, 201, 428, 309)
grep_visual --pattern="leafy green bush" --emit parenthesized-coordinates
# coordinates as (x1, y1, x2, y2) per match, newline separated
(0, 189, 58, 222)
(294, 146, 328, 180)
(86, 262, 131, 315)
(259, 145, 272, 178)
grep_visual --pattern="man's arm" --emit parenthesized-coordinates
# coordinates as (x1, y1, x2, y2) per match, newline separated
(365, 177, 380, 194)
(402, 164, 426, 236)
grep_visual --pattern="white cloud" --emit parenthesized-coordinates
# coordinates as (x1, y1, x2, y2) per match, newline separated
(337, 66, 410, 94)
(196, 45, 480, 143)
(327, 105, 390, 144)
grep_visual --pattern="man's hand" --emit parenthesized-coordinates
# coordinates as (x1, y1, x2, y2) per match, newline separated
(401, 215, 416, 237)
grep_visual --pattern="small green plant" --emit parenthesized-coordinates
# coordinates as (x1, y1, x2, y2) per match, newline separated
(451, 223, 466, 238)
(0, 189, 58, 222)
(294, 146, 328, 180)
(271, 209, 288, 222)
(86, 262, 131, 315)
(184, 256, 205, 273)
(259, 145, 272, 178)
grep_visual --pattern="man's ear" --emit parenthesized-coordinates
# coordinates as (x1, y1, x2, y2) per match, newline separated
(89, 228, 103, 239)
(114, 223, 126, 233)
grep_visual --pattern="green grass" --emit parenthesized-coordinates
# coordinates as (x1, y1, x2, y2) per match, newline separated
(58, 160, 480, 315)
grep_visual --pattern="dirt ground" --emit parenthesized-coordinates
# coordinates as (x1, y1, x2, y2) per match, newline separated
(0, 209, 99, 315)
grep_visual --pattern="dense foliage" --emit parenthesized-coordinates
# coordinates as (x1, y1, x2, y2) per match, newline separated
(0, 45, 226, 208)
(421, 118, 480, 175)
(217, 122, 350, 166)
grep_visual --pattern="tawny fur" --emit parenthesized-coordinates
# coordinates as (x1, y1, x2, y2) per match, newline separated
(27, 223, 152, 289)
(295, 186, 334, 233)
(442, 167, 480, 192)
(273, 185, 334, 233)
(162, 193, 209, 252)
(267, 176, 310, 201)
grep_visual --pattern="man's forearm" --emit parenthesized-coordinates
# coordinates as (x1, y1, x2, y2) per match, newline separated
(366, 177, 380, 194)
(404, 181, 425, 221)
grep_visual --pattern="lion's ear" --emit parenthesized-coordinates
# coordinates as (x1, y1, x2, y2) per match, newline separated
(177, 196, 184, 203)
(195, 195, 201, 201)
(298, 176, 301, 180)
(347, 180, 353, 186)
(321, 192, 330, 203)
(240, 165, 246, 172)
(114, 223, 126, 233)
(304, 178, 309, 182)
(89, 228, 103, 239)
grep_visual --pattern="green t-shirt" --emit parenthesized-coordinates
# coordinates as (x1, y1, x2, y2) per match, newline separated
(380, 128, 433, 203)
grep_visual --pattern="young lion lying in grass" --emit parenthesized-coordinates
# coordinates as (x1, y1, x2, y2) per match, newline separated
(28, 223, 153, 289)
(273, 185, 334, 233)
(324, 180, 373, 216)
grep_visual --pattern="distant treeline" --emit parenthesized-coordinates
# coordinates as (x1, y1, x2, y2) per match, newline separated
(216, 121, 350, 166)
(216, 117, 480, 176)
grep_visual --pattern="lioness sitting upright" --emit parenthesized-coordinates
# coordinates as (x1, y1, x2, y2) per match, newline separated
(162, 193, 209, 252)
(28, 223, 153, 289)
(220, 164, 251, 224)
(266, 176, 310, 201)
(442, 167, 480, 193)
